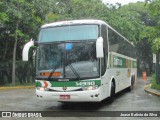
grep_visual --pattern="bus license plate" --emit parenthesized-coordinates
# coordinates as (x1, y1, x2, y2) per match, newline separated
(60, 95, 70, 99)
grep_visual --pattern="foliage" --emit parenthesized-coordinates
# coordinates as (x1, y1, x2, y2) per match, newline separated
(151, 74, 160, 91)
(0, 0, 52, 86)
(143, 0, 160, 53)
(49, 0, 111, 22)
(109, 2, 145, 43)
(112, 2, 153, 75)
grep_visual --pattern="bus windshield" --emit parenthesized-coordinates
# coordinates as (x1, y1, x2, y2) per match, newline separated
(39, 25, 98, 43)
(36, 42, 99, 80)
(36, 24, 100, 80)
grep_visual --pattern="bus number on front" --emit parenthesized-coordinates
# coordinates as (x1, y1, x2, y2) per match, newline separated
(76, 81, 95, 86)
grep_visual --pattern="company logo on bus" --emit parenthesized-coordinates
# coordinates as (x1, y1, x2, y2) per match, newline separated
(62, 86, 67, 91)
(114, 57, 122, 66)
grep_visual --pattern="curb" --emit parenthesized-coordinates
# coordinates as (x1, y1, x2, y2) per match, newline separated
(0, 86, 35, 90)
(144, 84, 160, 97)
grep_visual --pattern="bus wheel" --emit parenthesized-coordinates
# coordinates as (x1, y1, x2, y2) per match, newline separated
(109, 81, 115, 102)
(128, 76, 134, 91)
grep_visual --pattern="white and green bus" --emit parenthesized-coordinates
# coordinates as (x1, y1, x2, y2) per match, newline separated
(22, 20, 137, 102)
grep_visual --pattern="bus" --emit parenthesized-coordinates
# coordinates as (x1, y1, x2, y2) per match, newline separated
(22, 19, 137, 102)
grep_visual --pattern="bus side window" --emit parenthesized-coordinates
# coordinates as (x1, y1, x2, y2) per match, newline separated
(108, 28, 136, 59)
(108, 28, 119, 53)
(101, 25, 108, 75)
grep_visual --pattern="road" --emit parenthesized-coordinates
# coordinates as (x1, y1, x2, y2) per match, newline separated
(0, 78, 160, 120)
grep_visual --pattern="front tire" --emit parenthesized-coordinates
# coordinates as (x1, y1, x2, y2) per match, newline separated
(109, 81, 115, 102)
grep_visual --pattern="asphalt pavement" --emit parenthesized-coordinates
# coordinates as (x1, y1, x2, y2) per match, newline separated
(0, 77, 160, 120)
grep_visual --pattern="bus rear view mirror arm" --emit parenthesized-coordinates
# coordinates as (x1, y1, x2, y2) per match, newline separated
(96, 37, 104, 58)
(34, 40, 38, 46)
(22, 39, 34, 61)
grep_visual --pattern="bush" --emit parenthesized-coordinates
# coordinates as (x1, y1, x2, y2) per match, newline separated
(151, 74, 160, 91)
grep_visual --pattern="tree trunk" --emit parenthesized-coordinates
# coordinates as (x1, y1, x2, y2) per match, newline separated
(3, 39, 8, 61)
(12, 20, 19, 85)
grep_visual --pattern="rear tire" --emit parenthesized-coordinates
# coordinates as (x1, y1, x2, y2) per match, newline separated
(128, 76, 135, 91)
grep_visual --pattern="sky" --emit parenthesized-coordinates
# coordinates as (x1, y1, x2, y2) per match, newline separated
(102, 0, 145, 5)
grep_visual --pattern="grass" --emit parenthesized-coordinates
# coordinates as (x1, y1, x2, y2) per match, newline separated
(151, 74, 160, 91)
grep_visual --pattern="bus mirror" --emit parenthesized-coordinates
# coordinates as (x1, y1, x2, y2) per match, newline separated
(22, 39, 34, 61)
(96, 37, 104, 58)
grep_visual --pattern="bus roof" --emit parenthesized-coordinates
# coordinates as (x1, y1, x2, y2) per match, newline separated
(41, 19, 106, 28)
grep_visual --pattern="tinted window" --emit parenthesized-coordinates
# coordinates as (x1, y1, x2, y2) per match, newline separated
(101, 25, 108, 75)
(39, 25, 98, 42)
(108, 28, 136, 59)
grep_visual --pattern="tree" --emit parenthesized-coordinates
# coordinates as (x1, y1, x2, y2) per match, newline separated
(108, 2, 154, 75)
(147, 0, 160, 53)
(0, 0, 54, 85)
(146, 0, 160, 83)
(0, 0, 158, 85)
(3, 0, 31, 85)
(47, 0, 112, 22)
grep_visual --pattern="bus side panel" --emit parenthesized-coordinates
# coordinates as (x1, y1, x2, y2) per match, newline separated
(102, 52, 137, 98)
(101, 70, 112, 100)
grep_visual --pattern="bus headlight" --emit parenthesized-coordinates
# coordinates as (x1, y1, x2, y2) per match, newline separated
(82, 85, 99, 91)
(37, 87, 49, 91)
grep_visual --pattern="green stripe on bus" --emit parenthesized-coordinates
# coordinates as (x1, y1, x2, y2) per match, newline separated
(109, 53, 136, 68)
(36, 80, 101, 87)
(36, 81, 42, 87)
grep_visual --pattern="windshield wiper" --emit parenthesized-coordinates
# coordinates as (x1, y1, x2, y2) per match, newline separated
(48, 61, 61, 80)
(65, 60, 80, 80)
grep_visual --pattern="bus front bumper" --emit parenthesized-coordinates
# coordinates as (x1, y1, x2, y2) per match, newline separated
(36, 88, 102, 102)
